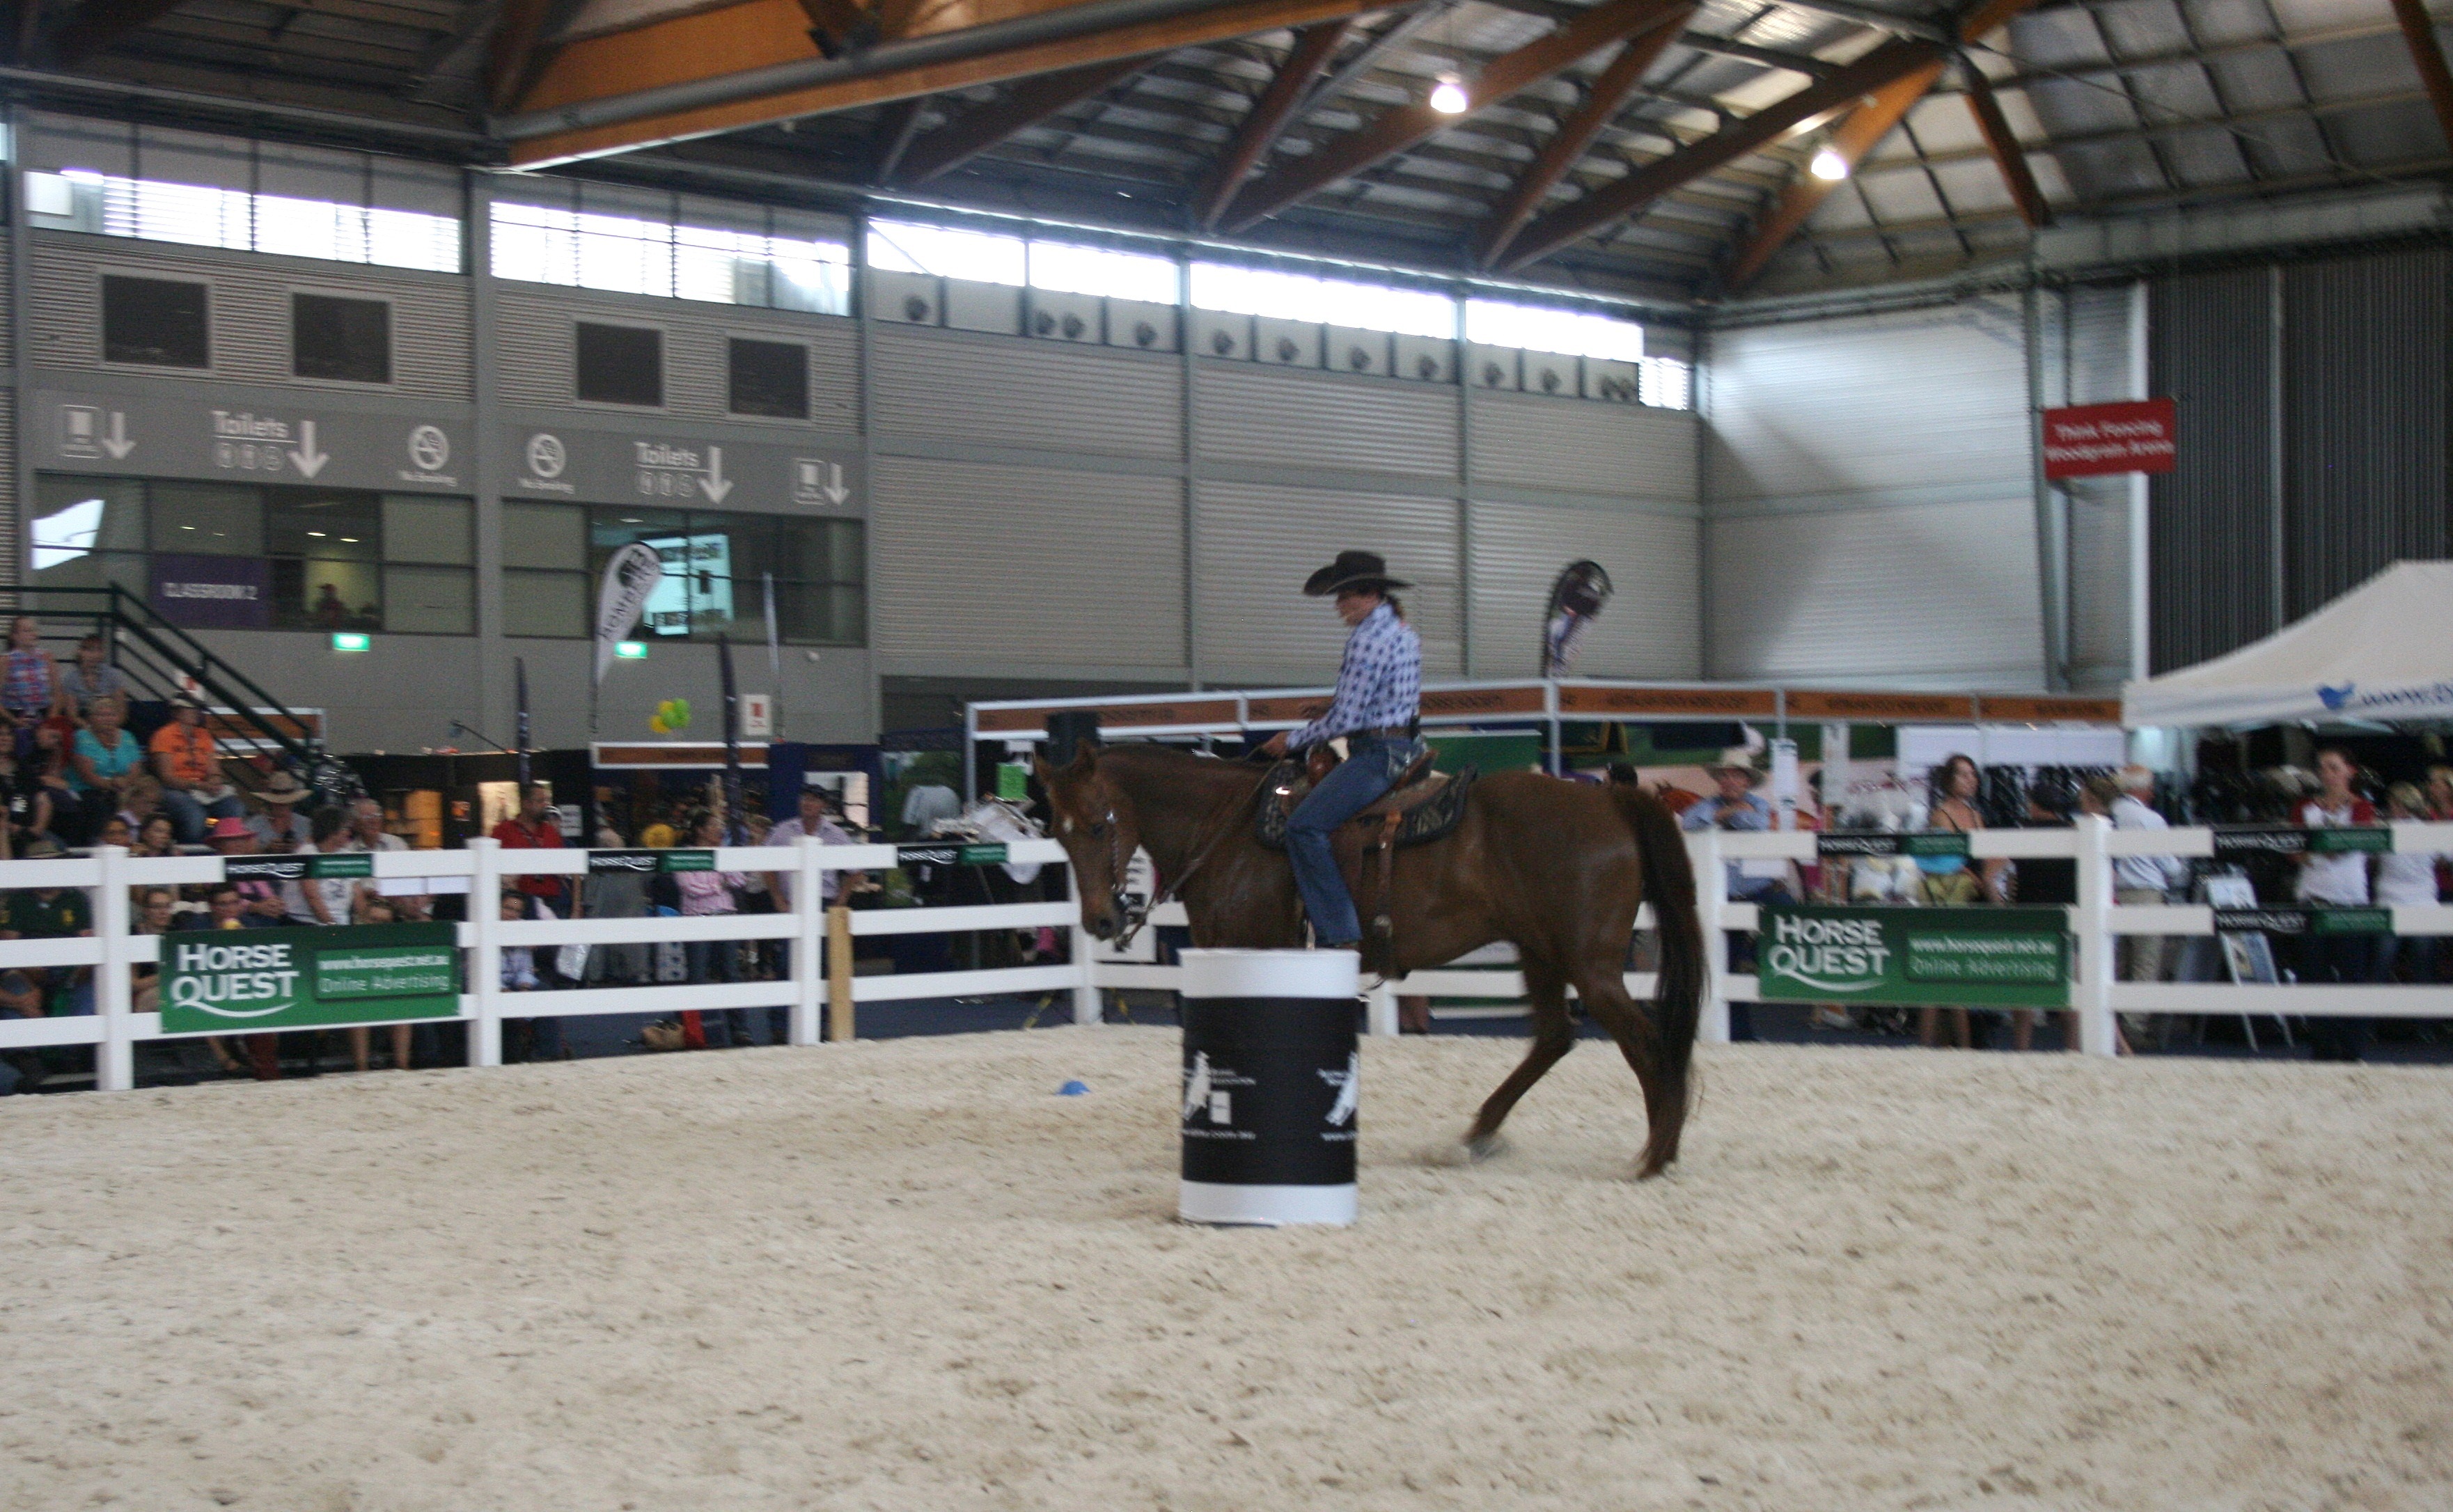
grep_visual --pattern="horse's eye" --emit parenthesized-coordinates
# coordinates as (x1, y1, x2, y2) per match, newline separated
(1088, 822, 1108, 840)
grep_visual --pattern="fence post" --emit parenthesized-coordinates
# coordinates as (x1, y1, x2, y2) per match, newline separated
(468, 837, 503, 1068)
(2073, 814, 2117, 1057)
(1065, 862, 1101, 1026)
(94, 844, 134, 1092)
(826, 904, 854, 1041)
(790, 836, 823, 1046)
(1365, 979, 1399, 1037)
(1692, 828, 1730, 1045)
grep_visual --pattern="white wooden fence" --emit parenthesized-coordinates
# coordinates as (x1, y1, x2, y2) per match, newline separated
(3, 820, 2449, 1092)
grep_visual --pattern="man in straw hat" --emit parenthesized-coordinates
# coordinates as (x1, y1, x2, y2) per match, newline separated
(246, 769, 313, 851)
(1256, 551, 1424, 951)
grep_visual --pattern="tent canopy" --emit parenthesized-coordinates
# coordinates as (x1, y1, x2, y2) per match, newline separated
(2124, 561, 2453, 727)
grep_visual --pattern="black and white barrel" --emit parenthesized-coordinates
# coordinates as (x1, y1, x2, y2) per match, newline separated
(1177, 949, 1359, 1227)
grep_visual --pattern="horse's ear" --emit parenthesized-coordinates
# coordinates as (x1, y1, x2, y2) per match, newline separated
(1067, 742, 1099, 774)
(1030, 755, 1053, 785)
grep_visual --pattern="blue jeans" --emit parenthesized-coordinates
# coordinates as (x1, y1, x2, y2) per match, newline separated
(1285, 737, 1419, 947)
(160, 789, 248, 845)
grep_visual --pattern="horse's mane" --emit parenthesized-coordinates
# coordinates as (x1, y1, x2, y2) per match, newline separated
(1095, 741, 1267, 794)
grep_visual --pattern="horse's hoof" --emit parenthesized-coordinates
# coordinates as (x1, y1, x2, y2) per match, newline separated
(1462, 1132, 1509, 1165)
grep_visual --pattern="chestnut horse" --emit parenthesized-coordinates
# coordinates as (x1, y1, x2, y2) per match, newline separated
(1036, 744, 1706, 1178)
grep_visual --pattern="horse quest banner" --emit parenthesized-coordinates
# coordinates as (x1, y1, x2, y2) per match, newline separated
(160, 923, 460, 1033)
(1756, 905, 2071, 1009)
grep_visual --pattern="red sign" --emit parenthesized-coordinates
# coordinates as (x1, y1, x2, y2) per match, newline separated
(2041, 398, 2177, 479)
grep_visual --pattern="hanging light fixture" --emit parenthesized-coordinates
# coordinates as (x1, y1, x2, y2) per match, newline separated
(1429, 74, 1470, 113)
(1809, 144, 1851, 182)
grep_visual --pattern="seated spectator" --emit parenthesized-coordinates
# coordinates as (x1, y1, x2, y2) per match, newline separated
(132, 814, 176, 858)
(52, 634, 129, 719)
(68, 695, 145, 842)
(149, 697, 246, 844)
(499, 888, 566, 1064)
(0, 837, 92, 1092)
(94, 815, 134, 851)
(208, 816, 288, 927)
(130, 887, 176, 1014)
(22, 723, 76, 845)
(118, 774, 165, 836)
(248, 771, 313, 852)
(0, 616, 55, 755)
(288, 805, 359, 927)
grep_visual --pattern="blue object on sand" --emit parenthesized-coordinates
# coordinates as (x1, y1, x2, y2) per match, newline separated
(1058, 1080, 1090, 1096)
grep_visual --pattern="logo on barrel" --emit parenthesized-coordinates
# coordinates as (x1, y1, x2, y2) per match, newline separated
(1182, 1052, 1255, 1136)
(1321, 1053, 1358, 1126)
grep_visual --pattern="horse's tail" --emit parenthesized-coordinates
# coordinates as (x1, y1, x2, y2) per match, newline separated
(1609, 785, 1703, 1175)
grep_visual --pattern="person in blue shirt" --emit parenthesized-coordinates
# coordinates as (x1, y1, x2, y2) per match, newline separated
(1258, 551, 1425, 951)
(1680, 750, 1785, 1041)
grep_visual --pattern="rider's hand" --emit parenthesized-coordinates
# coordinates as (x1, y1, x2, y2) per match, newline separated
(1257, 731, 1290, 759)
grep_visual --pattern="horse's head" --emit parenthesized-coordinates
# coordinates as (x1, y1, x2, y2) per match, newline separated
(1035, 744, 1142, 942)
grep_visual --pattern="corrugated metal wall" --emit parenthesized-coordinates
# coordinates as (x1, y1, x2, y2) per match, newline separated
(2282, 249, 2450, 618)
(2147, 268, 2275, 674)
(1193, 480, 1462, 683)
(34, 237, 473, 400)
(872, 456, 1184, 669)
(1702, 297, 2044, 687)
(2054, 283, 2136, 687)
(1471, 500, 1699, 677)
(494, 286, 859, 425)
(1469, 391, 1696, 503)
(1195, 364, 1457, 480)
(874, 324, 1179, 459)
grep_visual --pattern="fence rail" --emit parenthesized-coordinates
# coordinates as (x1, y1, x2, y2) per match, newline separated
(4, 821, 2451, 1091)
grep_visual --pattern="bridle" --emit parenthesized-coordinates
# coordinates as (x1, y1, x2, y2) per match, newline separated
(1072, 770, 1260, 950)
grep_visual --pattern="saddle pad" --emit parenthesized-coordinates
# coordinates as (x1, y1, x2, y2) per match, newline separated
(1256, 763, 1478, 852)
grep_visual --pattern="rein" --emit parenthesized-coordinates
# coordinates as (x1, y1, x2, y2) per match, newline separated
(1108, 769, 1264, 950)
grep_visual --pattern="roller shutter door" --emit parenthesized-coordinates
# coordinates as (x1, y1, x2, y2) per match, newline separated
(1470, 393, 1695, 504)
(1193, 481, 1460, 684)
(1470, 501, 1699, 678)
(872, 455, 1182, 669)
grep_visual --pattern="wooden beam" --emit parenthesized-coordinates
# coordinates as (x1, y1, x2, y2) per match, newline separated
(1473, 1, 1693, 267)
(1715, 0, 2041, 288)
(896, 53, 1150, 180)
(1496, 37, 1947, 271)
(871, 95, 929, 180)
(796, 0, 881, 57)
(1716, 60, 1940, 288)
(1961, 63, 2051, 227)
(487, 0, 561, 113)
(1192, 17, 1351, 229)
(48, 0, 187, 63)
(1216, 0, 1691, 233)
(509, 0, 1388, 167)
(2390, 0, 2453, 148)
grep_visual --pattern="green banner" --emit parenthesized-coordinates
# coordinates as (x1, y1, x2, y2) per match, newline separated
(1757, 904, 2071, 1008)
(1815, 831, 1970, 858)
(160, 922, 460, 1033)
(2213, 906, 2395, 936)
(896, 842, 1009, 866)
(224, 852, 376, 881)
(586, 849, 714, 874)
(2209, 826, 2392, 858)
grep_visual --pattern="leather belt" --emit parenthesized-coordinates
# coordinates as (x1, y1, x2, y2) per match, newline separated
(1356, 726, 1412, 741)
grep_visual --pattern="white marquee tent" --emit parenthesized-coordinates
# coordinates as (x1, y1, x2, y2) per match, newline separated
(2124, 560, 2453, 727)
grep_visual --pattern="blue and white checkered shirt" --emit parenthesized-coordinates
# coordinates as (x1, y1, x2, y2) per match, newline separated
(1289, 603, 1421, 750)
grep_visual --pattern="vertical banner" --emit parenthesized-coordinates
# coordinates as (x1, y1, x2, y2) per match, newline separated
(1540, 560, 1613, 678)
(593, 542, 665, 685)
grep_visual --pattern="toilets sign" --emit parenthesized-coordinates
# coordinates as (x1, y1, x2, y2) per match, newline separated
(159, 923, 461, 1033)
(39, 392, 466, 492)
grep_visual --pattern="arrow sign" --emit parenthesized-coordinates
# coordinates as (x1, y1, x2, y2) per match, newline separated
(288, 420, 329, 479)
(699, 446, 732, 503)
(822, 461, 849, 505)
(100, 411, 134, 459)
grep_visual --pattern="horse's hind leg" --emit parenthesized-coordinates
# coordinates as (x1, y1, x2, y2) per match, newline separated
(1571, 961, 1682, 1179)
(1463, 957, 1574, 1158)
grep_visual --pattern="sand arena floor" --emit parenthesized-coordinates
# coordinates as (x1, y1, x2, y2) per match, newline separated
(3, 1027, 2451, 1511)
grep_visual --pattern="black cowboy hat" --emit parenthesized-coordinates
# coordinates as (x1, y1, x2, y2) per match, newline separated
(1303, 550, 1412, 597)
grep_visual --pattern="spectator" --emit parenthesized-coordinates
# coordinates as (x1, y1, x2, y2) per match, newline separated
(1677, 750, 1783, 1043)
(289, 805, 359, 927)
(347, 895, 416, 1075)
(499, 888, 566, 1064)
(52, 634, 129, 718)
(2009, 780, 2083, 1053)
(247, 771, 313, 851)
(1915, 753, 2006, 1050)
(95, 815, 134, 851)
(583, 819, 651, 986)
(2077, 769, 2183, 1053)
(1, 836, 91, 1092)
(117, 775, 165, 837)
(132, 814, 176, 858)
(492, 782, 570, 918)
(348, 796, 429, 922)
(2377, 782, 2440, 988)
(68, 695, 146, 842)
(24, 723, 76, 844)
(130, 887, 176, 1015)
(180, 881, 276, 1078)
(150, 696, 246, 844)
(2296, 746, 2380, 1063)
(1, 616, 55, 752)
(0, 746, 51, 857)
(209, 816, 288, 927)
(765, 786, 856, 1034)
(675, 810, 753, 1047)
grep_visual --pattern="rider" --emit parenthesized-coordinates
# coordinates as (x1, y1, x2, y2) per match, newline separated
(1257, 551, 1425, 952)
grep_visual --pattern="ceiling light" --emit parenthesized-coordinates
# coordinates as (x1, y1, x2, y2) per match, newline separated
(307, 530, 326, 537)
(1429, 75, 1469, 114)
(1809, 146, 1850, 182)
